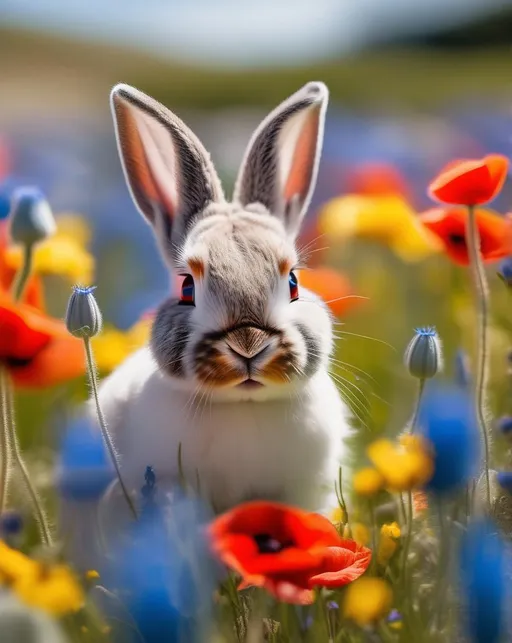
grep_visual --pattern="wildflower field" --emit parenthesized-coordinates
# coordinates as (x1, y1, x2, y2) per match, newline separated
(0, 76, 512, 643)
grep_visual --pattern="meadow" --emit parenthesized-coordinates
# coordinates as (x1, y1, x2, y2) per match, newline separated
(0, 45, 511, 642)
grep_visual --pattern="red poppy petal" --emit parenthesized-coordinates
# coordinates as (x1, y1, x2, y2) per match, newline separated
(485, 154, 509, 195)
(428, 155, 509, 206)
(308, 545, 372, 589)
(9, 334, 85, 389)
(210, 501, 341, 549)
(429, 163, 494, 206)
(0, 304, 50, 359)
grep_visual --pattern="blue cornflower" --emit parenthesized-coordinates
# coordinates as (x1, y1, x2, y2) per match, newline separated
(57, 417, 114, 501)
(418, 384, 479, 494)
(106, 491, 215, 643)
(460, 520, 508, 643)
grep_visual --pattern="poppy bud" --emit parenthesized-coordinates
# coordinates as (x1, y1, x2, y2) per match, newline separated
(9, 187, 56, 246)
(404, 327, 443, 380)
(65, 286, 102, 339)
(497, 257, 512, 287)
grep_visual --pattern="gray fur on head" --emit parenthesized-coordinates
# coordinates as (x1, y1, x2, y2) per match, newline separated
(111, 82, 332, 395)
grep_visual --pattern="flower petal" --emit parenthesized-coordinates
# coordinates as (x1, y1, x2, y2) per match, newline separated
(9, 333, 85, 388)
(308, 545, 372, 588)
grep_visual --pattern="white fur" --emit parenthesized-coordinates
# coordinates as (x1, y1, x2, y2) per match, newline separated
(94, 346, 349, 514)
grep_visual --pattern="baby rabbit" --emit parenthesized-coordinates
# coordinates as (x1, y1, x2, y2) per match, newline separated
(97, 81, 350, 515)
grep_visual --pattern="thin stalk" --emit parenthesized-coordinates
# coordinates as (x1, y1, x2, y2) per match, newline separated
(401, 378, 426, 581)
(0, 367, 11, 513)
(433, 498, 449, 632)
(4, 370, 53, 546)
(409, 379, 425, 435)
(83, 337, 137, 520)
(465, 204, 491, 510)
(12, 243, 34, 301)
(369, 500, 378, 574)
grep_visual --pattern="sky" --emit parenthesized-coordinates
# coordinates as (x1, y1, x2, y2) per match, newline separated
(0, 0, 510, 67)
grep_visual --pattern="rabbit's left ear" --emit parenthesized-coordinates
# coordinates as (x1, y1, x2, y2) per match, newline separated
(233, 81, 328, 239)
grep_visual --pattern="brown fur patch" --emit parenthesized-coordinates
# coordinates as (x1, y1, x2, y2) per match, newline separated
(278, 258, 292, 277)
(262, 350, 295, 383)
(188, 257, 205, 279)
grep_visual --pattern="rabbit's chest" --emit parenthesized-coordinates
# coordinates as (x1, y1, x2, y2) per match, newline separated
(116, 371, 348, 513)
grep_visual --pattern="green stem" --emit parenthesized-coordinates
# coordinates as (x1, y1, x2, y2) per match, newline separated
(434, 498, 448, 631)
(12, 243, 34, 301)
(83, 337, 137, 520)
(401, 379, 425, 581)
(466, 204, 491, 510)
(4, 369, 52, 546)
(0, 367, 11, 514)
(409, 378, 425, 435)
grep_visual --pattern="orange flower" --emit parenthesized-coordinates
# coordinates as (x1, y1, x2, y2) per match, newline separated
(297, 267, 364, 317)
(209, 501, 371, 604)
(346, 163, 409, 198)
(0, 223, 84, 388)
(428, 154, 509, 206)
(419, 208, 512, 266)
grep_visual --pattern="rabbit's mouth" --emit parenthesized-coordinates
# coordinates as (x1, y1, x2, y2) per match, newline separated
(236, 378, 265, 390)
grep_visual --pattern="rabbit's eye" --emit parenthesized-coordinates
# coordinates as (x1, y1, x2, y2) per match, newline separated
(179, 274, 195, 306)
(289, 271, 299, 302)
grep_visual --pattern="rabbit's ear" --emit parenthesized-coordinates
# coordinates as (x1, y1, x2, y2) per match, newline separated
(233, 81, 328, 239)
(110, 84, 224, 252)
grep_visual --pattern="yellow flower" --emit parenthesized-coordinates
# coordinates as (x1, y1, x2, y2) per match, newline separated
(5, 212, 94, 284)
(330, 506, 346, 526)
(343, 577, 393, 626)
(345, 522, 371, 546)
(85, 569, 100, 580)
(377, 522, 401, 566)
(0, 540, 38, 582)
(0, 541, 84, 616)
(14, 564, 84, 616)
(92, 317, 152, 373)
(367, 437, 433, 492)
(353, 467, 384, 496)
(318, 194, 441, 263)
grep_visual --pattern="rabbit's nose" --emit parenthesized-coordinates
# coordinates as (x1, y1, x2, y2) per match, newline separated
(226, 342, 271, 366)
(225, 327, 273, 366)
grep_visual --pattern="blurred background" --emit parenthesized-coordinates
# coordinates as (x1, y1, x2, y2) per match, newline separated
(2, 0, 512, 457)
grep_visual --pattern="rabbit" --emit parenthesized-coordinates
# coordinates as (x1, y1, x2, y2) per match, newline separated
(92, 80, 351, 517)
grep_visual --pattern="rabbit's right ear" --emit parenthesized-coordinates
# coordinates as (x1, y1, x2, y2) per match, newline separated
(110, 84, 224, 256)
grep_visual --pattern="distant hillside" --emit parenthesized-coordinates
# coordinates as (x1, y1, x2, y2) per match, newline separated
(0, 26, 511, 123)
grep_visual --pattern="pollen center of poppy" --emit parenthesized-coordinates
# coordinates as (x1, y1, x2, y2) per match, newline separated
(253, 533, 293, 554)
(448, 233, 466, 246)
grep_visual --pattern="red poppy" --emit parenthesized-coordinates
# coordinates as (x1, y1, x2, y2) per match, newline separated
(0, 223, 85, 388)
(419, 208, 512, 266)
(297, 267, 365, 317)
(209, 501, 372, 604)
(428, 154, 509, 206)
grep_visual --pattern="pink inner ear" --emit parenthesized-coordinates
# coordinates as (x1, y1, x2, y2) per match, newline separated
(118, 101, 161, 209)
(283, 109, 320, 202)
(117, 99, 178, 221)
